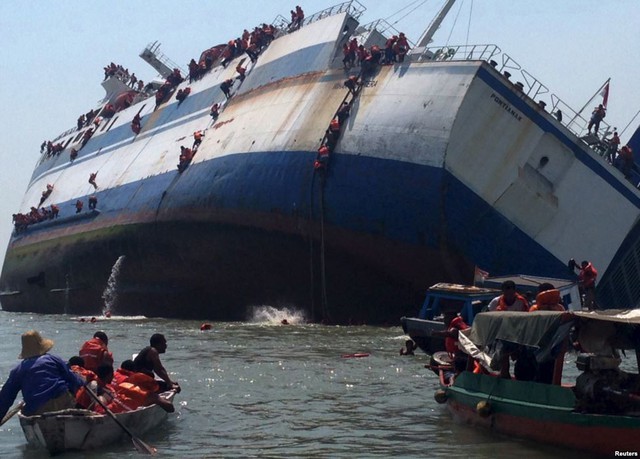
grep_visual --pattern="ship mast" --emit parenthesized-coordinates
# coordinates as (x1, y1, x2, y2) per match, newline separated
(415, 0, 456, 48)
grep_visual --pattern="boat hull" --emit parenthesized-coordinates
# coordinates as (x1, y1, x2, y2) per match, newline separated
(18, 392, 175, 454)
(444, 372, 640, 456)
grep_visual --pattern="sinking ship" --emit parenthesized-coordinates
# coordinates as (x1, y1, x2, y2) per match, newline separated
(2, 0, 640, 324)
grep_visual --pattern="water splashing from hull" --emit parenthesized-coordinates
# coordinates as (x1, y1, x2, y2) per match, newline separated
(102, 255, 125, 316)
(250, 305, 306, 324)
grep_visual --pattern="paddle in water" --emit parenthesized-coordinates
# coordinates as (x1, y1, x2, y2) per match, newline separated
(0, 401, 25, 427)
(84, 386, 157, 455)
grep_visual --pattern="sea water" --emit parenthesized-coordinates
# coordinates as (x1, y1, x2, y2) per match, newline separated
(0, 309, 592, 458)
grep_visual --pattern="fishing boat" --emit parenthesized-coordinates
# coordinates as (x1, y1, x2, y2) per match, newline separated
(2, 0, 640, 324)
(400, 274, 580, 354)
(433, 310, 640, 456)
(18, 391, 175, 455)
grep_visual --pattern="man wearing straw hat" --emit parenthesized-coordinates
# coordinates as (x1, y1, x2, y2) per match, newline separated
(0, 330, 84, 420)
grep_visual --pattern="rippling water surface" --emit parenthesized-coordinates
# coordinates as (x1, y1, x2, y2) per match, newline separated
(0, 308, 592, 458)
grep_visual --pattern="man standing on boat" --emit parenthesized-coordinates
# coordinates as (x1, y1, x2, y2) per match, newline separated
(0, 331, 83, 420)
(570, 259, 598, 310)
(133, 334, 181, 393)
(487, 280, 529, 312)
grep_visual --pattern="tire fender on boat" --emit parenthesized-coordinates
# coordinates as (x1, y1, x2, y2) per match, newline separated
(476, 400, 492, 417)
(434, 389, 448, 404)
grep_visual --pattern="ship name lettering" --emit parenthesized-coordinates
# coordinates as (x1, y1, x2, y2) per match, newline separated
(490, 93, 522, 122)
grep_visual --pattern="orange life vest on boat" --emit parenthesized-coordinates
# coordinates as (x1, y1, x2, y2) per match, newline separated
(79, 338, 114, 372)
(444, 316, 469, 355)
(529, 289, 564, 311)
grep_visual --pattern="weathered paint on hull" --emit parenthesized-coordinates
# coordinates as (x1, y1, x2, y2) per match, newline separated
(445, 373, 640, 456)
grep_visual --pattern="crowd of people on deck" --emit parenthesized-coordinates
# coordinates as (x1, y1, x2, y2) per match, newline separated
(103, 62, 141, 90)
(0, 330, 181, 422)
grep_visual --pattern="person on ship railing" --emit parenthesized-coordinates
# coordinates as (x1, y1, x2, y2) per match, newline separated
(167, 68, 184, 87)
(314, 144, 331, 171)
(221, 42, 235, 68)
(38, 184, 54, 207)
(220, 79, 234, 99)
(245, 41, 259, 63)
(75, 199, 83, 214)
(356, 45, 369, 68)
(70, 148, 78, 162)
(394, 32, 410, 63)
(128, 72, 137, 88)
(50, 203, 59, 219)
(294, 5, 304, 28)
(84, 109, 96, 127)
(587, 104, 606, 136)
(77, 114, 85, 131)
(342, 43, 356, 69)
(188, 59, 199, 83)
(618, 145, 635, 180)
(262, 23, 275, 45)
(101, 104, 116, 118)
(606, 129, 620, 164)
(384, 35, 398, 65)
(136, 79, 145, 92)
(326, 118, 342, 150)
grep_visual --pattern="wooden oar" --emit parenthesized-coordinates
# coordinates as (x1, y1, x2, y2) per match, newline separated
(84, 386, 156, 455)
(0, 401, 25, 427)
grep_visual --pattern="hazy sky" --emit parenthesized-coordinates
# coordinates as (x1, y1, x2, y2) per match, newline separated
(0, 0, 638, 266)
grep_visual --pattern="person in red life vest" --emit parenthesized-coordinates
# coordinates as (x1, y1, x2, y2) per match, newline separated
(103, 367, 175, 414)
(384, 35, 398, 64)
(50, 203, 59, 219)
(192, 130, 204, 150)
(587, 103, 606, 136)
(618, 144, 634, 179)
(569, 258, 598, 310)
(178, 146, 194, 172)
(394, 32, 410, 63)
(431, 309, 470, 378)
(73, 362, 114, 410)
(79, 331, 114, 373)
(314, 144, 331, 171)
(487, 280, 529, 312)
(112, 360, 136, 385)
(529, 283, 565, 312)
(88, 195, 98, 210)
(75, 199, 83, 214)
(606, 129, 620, 164)
(133, 333, 181, 394)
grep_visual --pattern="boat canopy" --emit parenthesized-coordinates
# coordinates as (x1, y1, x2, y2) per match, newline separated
(459, 310, 640, 369)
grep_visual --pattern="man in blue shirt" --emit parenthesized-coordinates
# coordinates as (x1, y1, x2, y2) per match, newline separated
(0, 330, 84, 419)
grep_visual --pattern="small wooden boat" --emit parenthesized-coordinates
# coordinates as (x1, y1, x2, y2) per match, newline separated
(434, 310, 640, 456)
(18, 391, 175, 455)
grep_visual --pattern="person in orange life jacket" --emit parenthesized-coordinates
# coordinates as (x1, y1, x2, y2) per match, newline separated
(337, 102, 351, 125)
(314, 144, 331, 170)
(487, 280, 529, 312)
(79, 331, 114, 373)
(133, 333, 181, 393)
(569, 258, 598, 310)
(112, 359, 136, 385)
(618, 145, 634, 179)
(394, 32, 410, 63)
(105, 368, 175, 414)
(192, 130, 204, 150)
(0, 331, 84, 420)
(50, 203, 59, 218)
(75, 199, 83, 213)
(430, 309, 470, 378)
(529, 283, 565, 312)
(75, 363, 115, 410)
